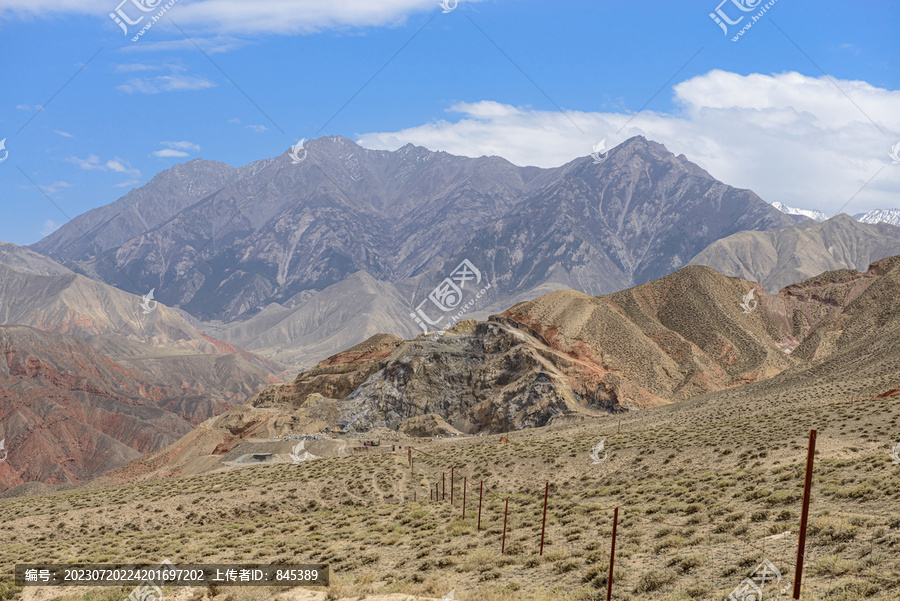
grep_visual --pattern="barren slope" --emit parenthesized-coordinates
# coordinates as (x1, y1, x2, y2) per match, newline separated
(690, 214, 900, 293)
(0, 327, 196, 491)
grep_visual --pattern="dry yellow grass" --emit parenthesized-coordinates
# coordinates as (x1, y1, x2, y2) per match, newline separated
(2, 387, 900, 601)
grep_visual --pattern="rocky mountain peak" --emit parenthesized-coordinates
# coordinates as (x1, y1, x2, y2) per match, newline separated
(31, 135, 795, 333)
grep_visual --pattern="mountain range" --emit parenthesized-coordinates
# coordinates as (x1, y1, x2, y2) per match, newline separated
(94, 253, 900, 485)
(18, 136, 900, 373)
(0, 245, 278, 372)
(29, 135, 801, 369)
(5, 134, 900, 492)
(0, 246, 282, 492)
(854, 208, 900, 227)
(771, 201, 828, 222)
(0, 324, 277, 492)
(690, 214, 900, 293)
(771, 202, 900, 228)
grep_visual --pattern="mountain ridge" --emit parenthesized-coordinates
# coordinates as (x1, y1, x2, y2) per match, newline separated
(80, 254, 900, 488)
(689, 213, 900, 293)
(0, 325, 267, 492)
(854, 208, 900, 227)
(30, 136, 794, 327)
(772, 200, 827, 222)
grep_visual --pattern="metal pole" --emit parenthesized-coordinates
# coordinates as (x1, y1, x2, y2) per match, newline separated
(451, 467, 454, 505)
(442, 472, 445, 500)
(408, 447, 412, 469)
(607, 507, 618, 601)
(478, 480, 483, 531)
(463, 477, 467, 519)
(501, 498, 509, 554)
(793, 429, 817, 600)
(539, 481, 549, 555)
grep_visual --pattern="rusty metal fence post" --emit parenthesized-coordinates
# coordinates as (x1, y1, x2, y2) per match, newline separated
(607, 507, 618, 601)
(501, 497, 509, 554)
(478, 480, 483, 531)
(793, 429, 816, 600)
(539, 482, 549, 555)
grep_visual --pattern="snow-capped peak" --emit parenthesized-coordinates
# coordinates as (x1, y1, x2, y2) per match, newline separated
(771, 201, 828, 222)
(852, 209, 900, 227)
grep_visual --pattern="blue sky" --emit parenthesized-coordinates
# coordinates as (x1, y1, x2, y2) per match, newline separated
(1, 0, 898, 246)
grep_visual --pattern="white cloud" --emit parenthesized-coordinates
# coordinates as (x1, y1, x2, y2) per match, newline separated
(119, 36, 245, 55)
(356, 71, 900, 215)
(247, 125, 269, 133)
(151, 149, 189, 158)
(66, 154, 140, 177)
(0, 0, 482, 34)
(114, 64, 214, 95)
(105, 158, 140, 175)
(114, 63, 164, 73)
(150, 140, 200, 158)
(228, 118, 241, 124)
(53, 130, 74, 138)
(162, 140, 200, 151)
(117, 74, 216, 94)
(16, 104, 43, 111)
(40, 219, 61, 236)
(38, 181, 71, 195)
(65, 154, 104, 170)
